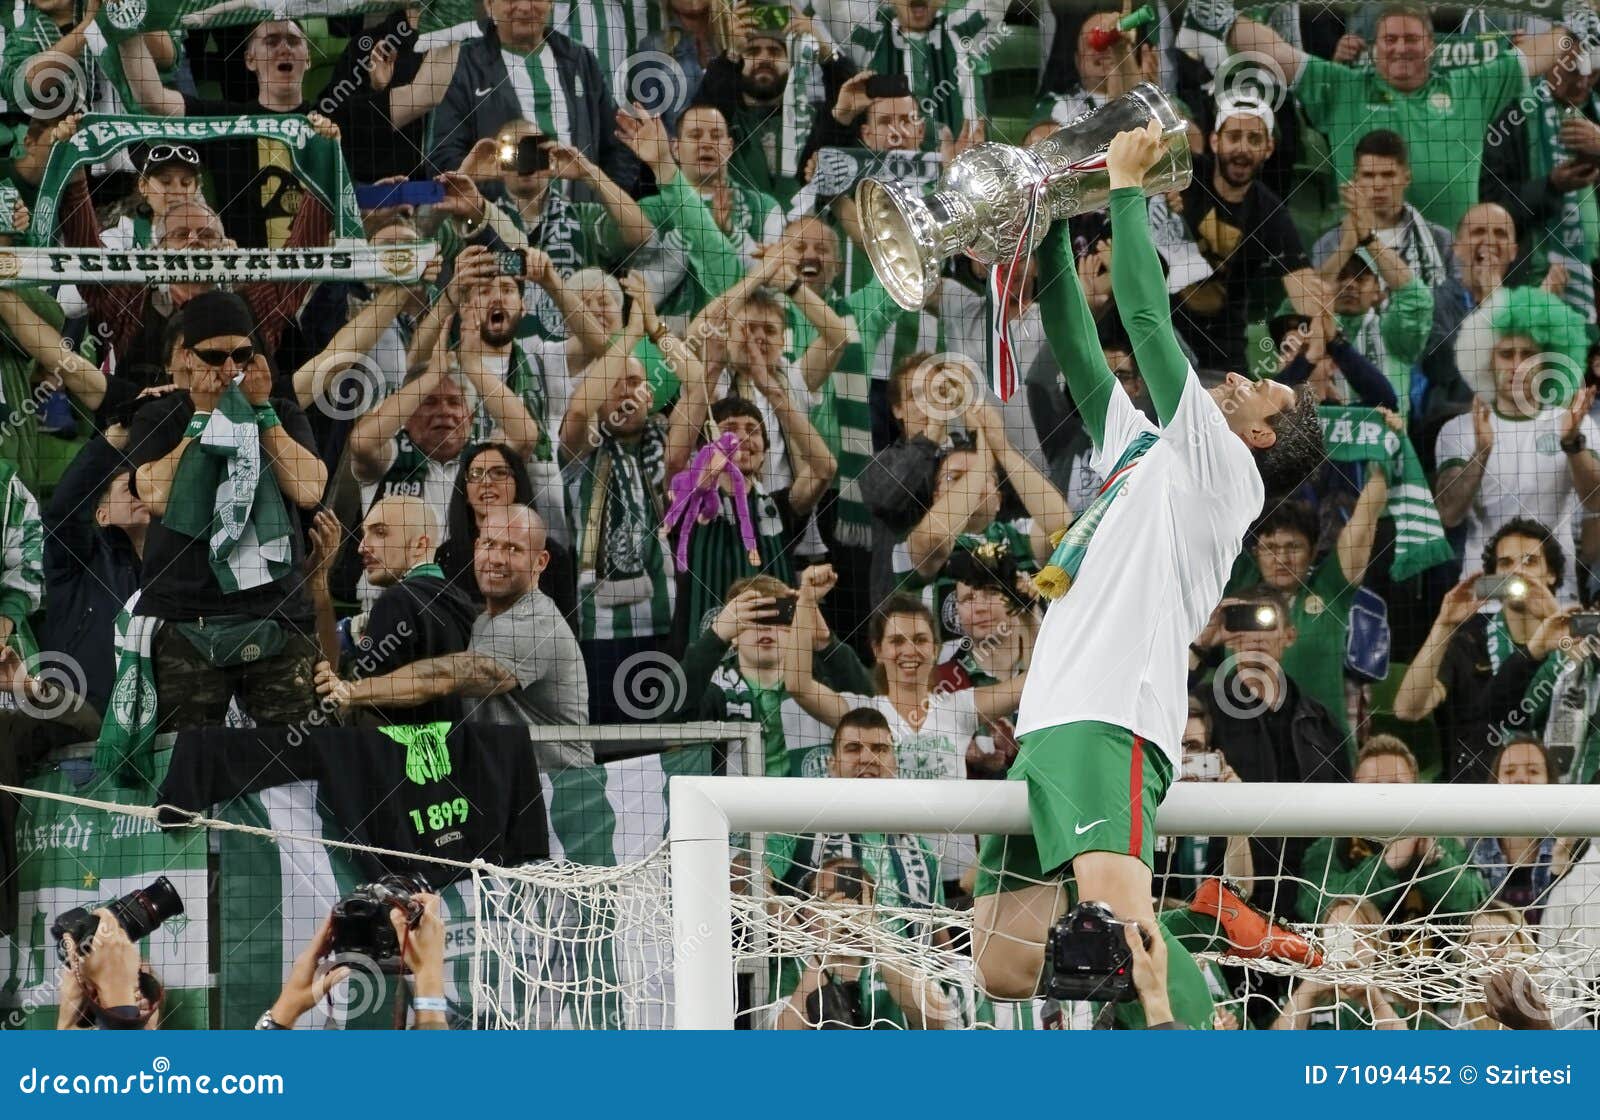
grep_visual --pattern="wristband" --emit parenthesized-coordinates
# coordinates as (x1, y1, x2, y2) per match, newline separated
(254, 1009, 290, 1030)
(412, 996, 448, 1014)
(1562, 431, 1588, 455)
(254, 403, 282, 430)
(1357, 232, 1378, 249)
(785, 278, 804, 297)
(184, 411, 211, 438)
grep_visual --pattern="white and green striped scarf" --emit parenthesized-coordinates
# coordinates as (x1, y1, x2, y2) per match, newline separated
(0, 454, 42, 658)
(1526, 79, 1599, 324)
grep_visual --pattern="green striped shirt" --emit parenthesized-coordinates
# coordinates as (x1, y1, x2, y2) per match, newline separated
(552, 0, 661, 87)
(679, 482, 793, 642)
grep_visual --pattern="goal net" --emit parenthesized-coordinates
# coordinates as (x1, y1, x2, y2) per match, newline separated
(6, 737, 1600, 1030)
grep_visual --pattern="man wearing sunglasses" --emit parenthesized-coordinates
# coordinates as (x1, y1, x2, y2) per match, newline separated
(122, 292, 329, 732)
(50, 112, 338, 386)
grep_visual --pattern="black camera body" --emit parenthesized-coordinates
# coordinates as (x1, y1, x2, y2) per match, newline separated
(329, 874, 428, 962)
(1046, 901, 1141, 1004)
(51, 876, 185, 960)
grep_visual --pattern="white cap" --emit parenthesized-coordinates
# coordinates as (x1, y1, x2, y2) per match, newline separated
(1213, 92, 1275, 133)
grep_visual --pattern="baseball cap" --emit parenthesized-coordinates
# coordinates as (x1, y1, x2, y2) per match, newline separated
(1213, 92, 1275, 133)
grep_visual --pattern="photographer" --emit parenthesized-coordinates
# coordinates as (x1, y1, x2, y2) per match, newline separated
(257, 893, 447, 1030)
(775, 856, 955, 1031)
(55, 909, 161, 1031)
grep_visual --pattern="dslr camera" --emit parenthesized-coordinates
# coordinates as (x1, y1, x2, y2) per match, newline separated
(51, 876, 185, 960)
(328, 873, 429, 962)
(1046, 900, 1145, 1003)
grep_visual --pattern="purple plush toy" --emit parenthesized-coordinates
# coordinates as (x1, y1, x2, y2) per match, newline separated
(664, 430, 761, 570)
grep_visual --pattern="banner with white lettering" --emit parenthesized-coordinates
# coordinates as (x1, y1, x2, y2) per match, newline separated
(0, 244, 438, 287)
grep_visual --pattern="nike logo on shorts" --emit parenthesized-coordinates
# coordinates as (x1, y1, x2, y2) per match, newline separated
(1074, 819, 1108, 835)
(474, 86, 494, 96)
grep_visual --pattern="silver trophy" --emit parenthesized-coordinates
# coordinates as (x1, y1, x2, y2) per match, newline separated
(857, 82, 1193, 311)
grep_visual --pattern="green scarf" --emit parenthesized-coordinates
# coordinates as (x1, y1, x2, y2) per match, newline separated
(1316, 406, 1454, 581)
(1544, 652, 1600, 783)
(478, 342, 553, 463)
(799, 147, 943, 208)
(1485, 610, 1519, 675)
(32, 114, 364, 245)
(578, 429, 664, 607)
(163, 385, 294, 594)
(1034, 432, 1159, 599)
(95, 0, 406, 35)
(95, 594, 161, 788)
(1524, 79, 1599, 324)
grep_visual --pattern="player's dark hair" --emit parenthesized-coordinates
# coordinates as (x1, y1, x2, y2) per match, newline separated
(1253, 500, 1320, 552)
(832, 707, 893, 752)
(1354, 128, 1409, 167)
(1253, 384, 1325, 494)
(1482, 516, 1565, 593)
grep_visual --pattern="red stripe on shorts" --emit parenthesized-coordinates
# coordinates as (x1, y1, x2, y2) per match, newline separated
(1127, 735, 1144, 857)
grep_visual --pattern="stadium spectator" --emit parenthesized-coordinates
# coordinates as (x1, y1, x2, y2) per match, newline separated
(1202, 586, 1348, 917)
(784, 575, 1030, 890)
(666, 338, 835, 642)
(775, 854, 956, 1029)
(38, 422, 146, 716)
(1436, 288, 1600, 600)
(115, 293, 326, 739)
(1480, 30, 1600, 323)
(1224, 0, 1572, 229)
(118, 20, 325, 247)
(933, 545, 1035, 775)
(636, 0, 729, 132)
(1297, 736, 1490, 923)
(674, 573, 872, 776)
(1232, 467, 1389, 741)
(1168, 93, 1325, 374)
(558, 280, 693, 722)
(693, 16, 854, 207)
(1271, 897, 1408, 1029)
(668, 104, 785, 266)
(424, 0, 640, 189)
(348, 247, 539, 533)
(54, 909, 163, 1030)
(1034, 6, 1158, 128)
(1465, 738, 1577, 922)
(1499, 602, 1600, 785)
(338, 495, 477, 725)
(319, 506, 594, 770)
(1395, 518, 1570, 781)
(436, 444, 547, 608)
(825, 0, 994, 145)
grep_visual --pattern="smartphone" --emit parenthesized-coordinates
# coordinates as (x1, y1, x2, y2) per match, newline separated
(865, 73, 912, 100)
(509, 135, 549, 175)
(748, 2, 791, 30)
(354, 180, 446, 210)
(769, 594, 798, 626)
(494, 249, 527, 278)
(1572, 612, 1600, 638)
(1474, 574, 1529, 602)
(828, 863, 865, 902)
(1222, 602, 1279, 632)
(1181, 750, 1224, 782)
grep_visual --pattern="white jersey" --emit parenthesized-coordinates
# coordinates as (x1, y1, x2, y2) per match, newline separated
(1016, 374, 1264, 767)
(1434, 406, 1599, 601)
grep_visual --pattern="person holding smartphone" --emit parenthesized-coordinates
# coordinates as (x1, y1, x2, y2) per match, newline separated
(1394, 516, 1570, 782)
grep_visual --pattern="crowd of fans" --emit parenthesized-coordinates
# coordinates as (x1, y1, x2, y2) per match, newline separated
(3, 0, 1600, 1029)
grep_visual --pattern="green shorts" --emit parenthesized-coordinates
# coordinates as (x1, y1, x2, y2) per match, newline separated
(974, 720, 1173, 898)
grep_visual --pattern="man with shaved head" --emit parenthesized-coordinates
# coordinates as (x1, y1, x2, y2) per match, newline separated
(318, 494, 478, 725)
(319, 504, 593, 769)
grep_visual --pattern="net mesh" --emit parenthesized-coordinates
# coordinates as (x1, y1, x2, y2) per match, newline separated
(6, 776, 1600, 1030)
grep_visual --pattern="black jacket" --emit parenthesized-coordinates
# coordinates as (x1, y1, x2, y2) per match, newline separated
(41, 436, 142, 714)
(1207, 671, 1350, 916)
(424, 22, 641, 192)
(350, 572, 480, 726)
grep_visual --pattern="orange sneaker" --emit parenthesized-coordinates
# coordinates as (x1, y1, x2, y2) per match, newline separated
(1189, 878, 1322, 968)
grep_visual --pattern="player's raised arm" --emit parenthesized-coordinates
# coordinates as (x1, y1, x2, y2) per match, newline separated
(1036, 219, 1117, 449)
(1106, 120, 1191, 427)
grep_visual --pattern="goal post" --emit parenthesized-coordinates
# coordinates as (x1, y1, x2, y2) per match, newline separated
(668, 777, 1600, 1029)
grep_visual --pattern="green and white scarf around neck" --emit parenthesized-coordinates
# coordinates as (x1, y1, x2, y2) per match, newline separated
(848, 7, 978, 144)
(1526, 79, 1599, 323)
(1034, 432, 1159, 600)
(1485, 609, 1520, 675)
(32, 114, 364, 244)
(476, 339, 553, 463)
(96, 591, 161, 789)
(1316, 406, 1454, 582)
(577, 425, 666, 607)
